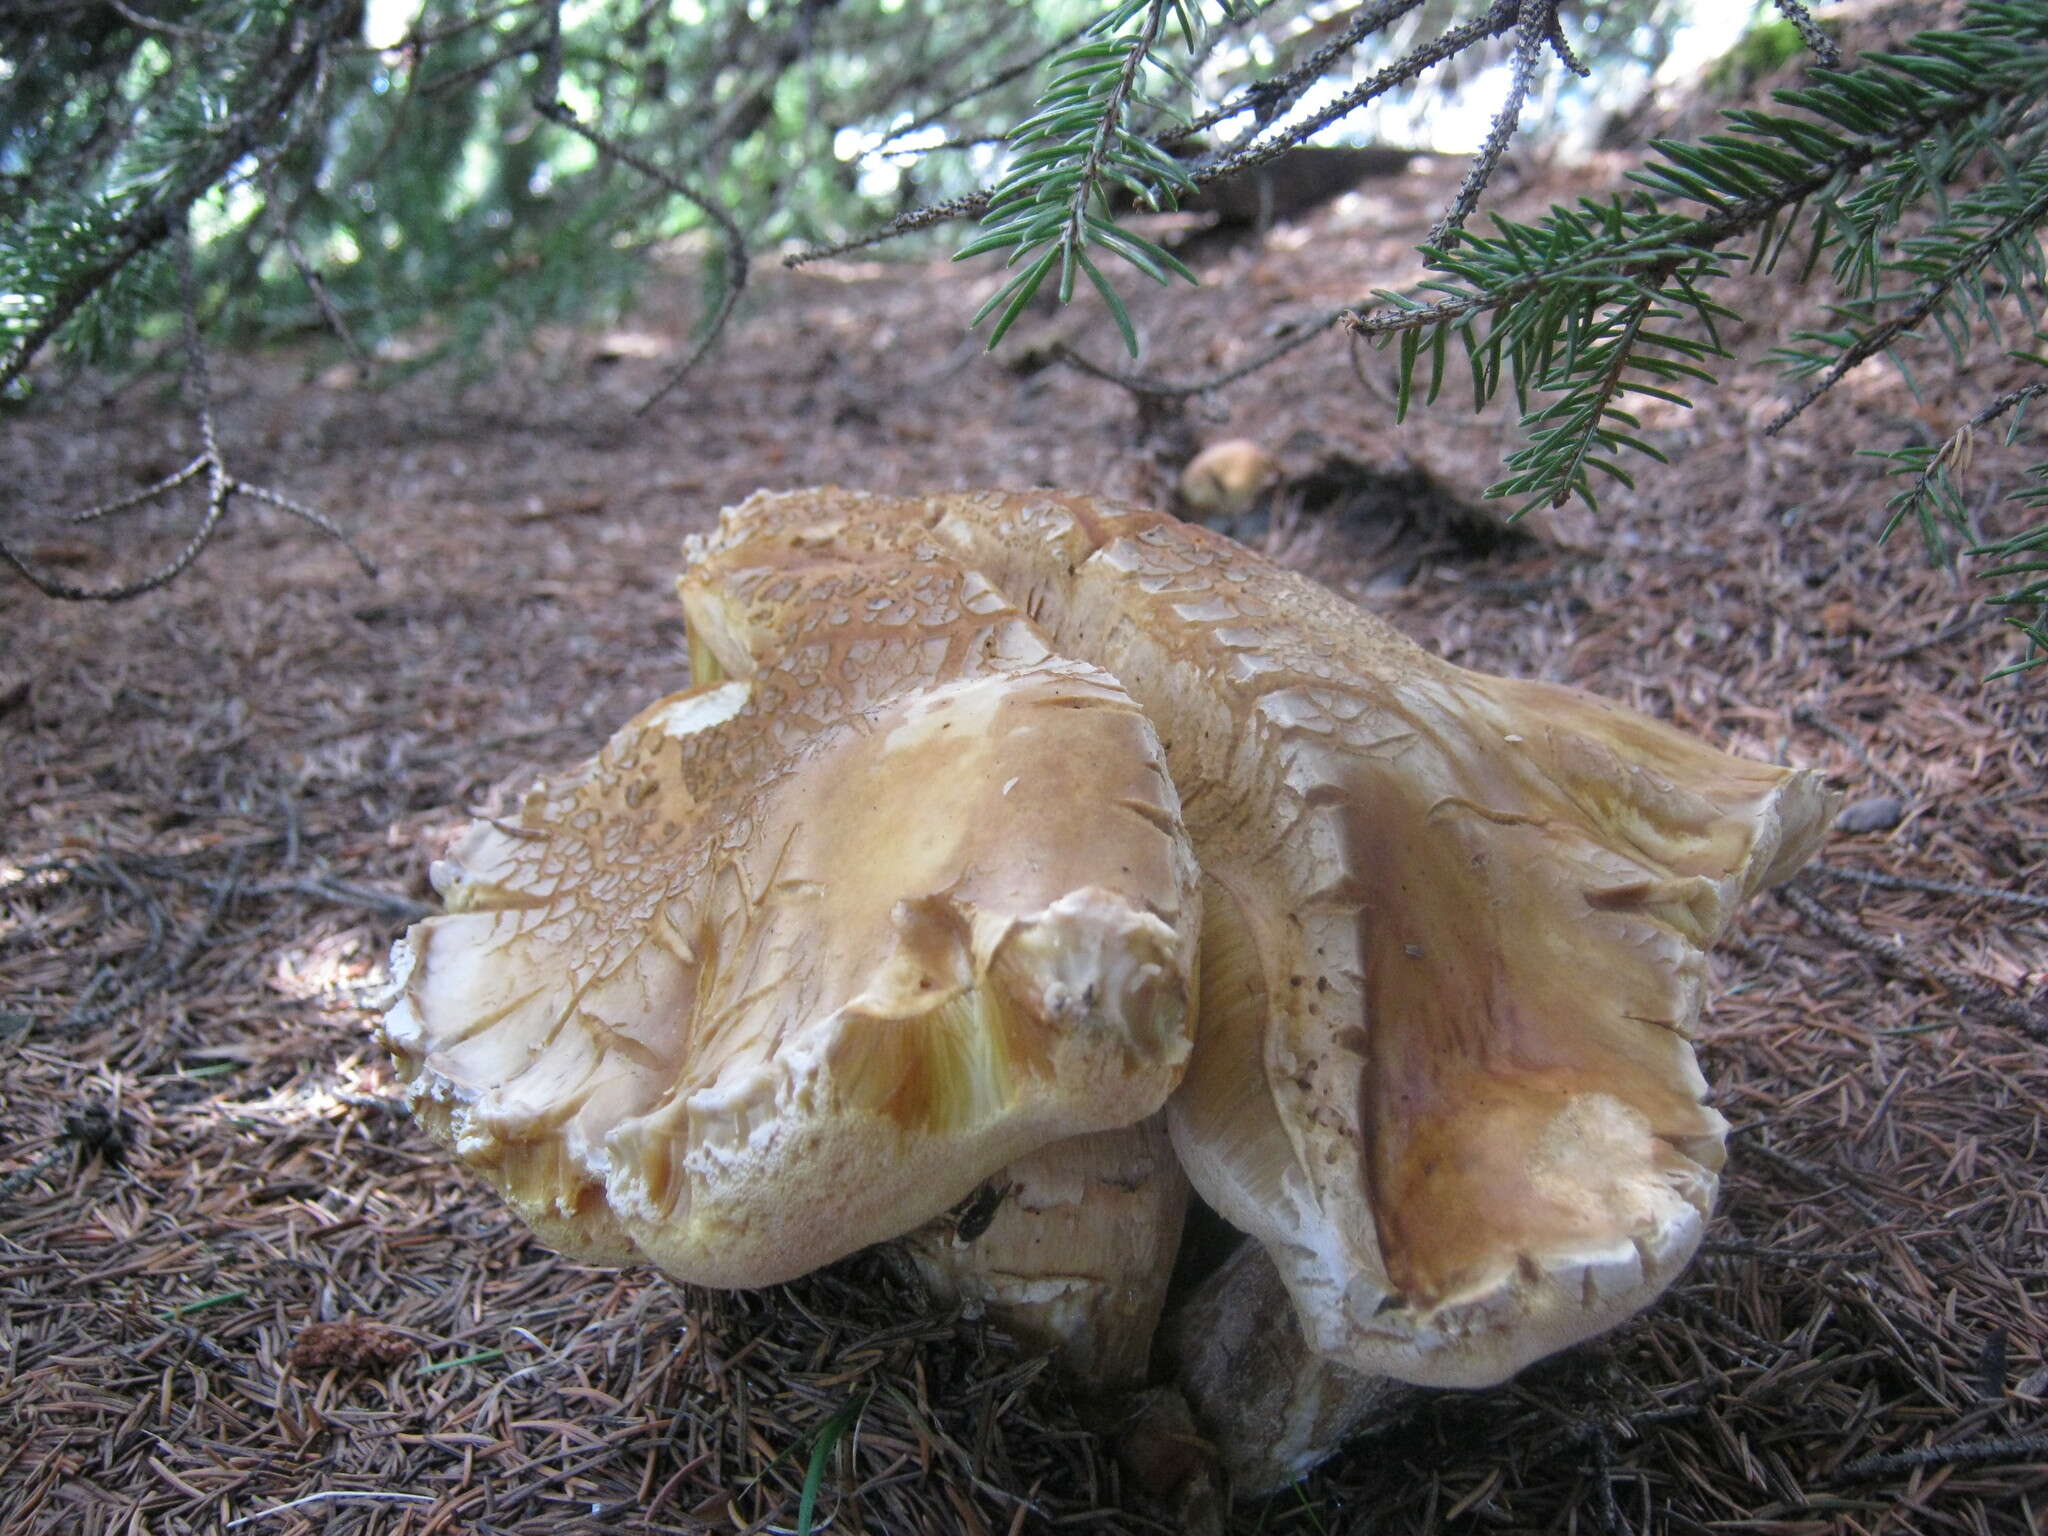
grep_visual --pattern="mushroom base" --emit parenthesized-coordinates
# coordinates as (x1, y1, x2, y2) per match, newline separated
(902, 1117, 1189, 1389)
(1166, 1239, 1422, 1496)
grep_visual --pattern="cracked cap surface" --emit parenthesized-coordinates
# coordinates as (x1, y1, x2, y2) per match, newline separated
(380, 511, 1198, 1287)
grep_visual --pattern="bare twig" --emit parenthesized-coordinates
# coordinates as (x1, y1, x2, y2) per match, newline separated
(267, 178, 368, 365)
(786, 0, 1518, 271)
(532, 99, 748, 412)
(1178, 1, 1520, 204)
(1696, 1239, 1868, 1265)
(258, 875, 433, 922)
(1832, 1434, 2048, 1484)
(859, 17, 1097, 161)
(1051, 310, 1342, 397)
(784, 191, 990, 267)
(1773, 0, 1842, 71)
(1186, 0, 1430, 157)
(1809, 861, 2048, 915)
(106, 0, 239, 42)
(0, 1145, 69, 1205)
(1778, 880, 2045, 1038)
(225, 1491, 436, 1527)
(0, 232, 376, 602)
(1428, 0, 1549, 249)
(1870, 609, 1991, 663)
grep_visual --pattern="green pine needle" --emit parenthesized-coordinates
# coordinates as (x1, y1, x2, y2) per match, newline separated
(958, 0, 1205, 355)
(1353, 0, 2048, 664)
(796, 1390, 869, 1536)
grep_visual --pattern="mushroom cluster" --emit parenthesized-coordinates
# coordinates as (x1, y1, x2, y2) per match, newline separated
(378, 489, 1836, 1494)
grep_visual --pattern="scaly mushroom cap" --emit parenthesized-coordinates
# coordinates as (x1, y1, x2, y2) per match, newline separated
(379, 523, 1199, 1288)
(692, 490, 1834, 1388)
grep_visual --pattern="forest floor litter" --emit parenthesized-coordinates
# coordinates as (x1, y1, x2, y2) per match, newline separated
(3, 150, 2046, 1534)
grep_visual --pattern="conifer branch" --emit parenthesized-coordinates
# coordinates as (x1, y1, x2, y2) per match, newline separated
(0, 0, 355, 392)
(786, 0, 1517, 278)
(0, 233, 373, 601)
(955, 0, 1204, 353)
(531, 98, 750, 410)
(1768, 171, 2048, 432)
(1347, 6, 2048, 534)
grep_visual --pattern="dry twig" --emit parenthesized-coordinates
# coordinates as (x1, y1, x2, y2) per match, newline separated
(1777, 880, 2045, 1038)
(0, 235, 374, 602)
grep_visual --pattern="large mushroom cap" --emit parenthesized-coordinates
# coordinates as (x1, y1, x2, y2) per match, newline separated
(379, 519, 1199, 1288)
(847, 490, 1833, 1390)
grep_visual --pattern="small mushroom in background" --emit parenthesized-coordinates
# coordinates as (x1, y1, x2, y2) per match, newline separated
(1178, 438, 1282, 522)
(378, 488, 1837, 1511)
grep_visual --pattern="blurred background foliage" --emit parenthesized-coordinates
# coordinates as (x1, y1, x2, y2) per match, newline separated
(5, 1, 2041, 668)
(0, 0, 1717, 376)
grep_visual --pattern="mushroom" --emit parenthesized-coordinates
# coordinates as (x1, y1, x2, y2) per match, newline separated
(685, 489, 1833, 1480)
(918, 490, 1834, 1475)
(379, 522, 1200, 1301)
(902, 1116, 1189, 1387)
(1163, 1236, 1420, 1493)
(1179, 439, 1282, 522)
(381, 487, 1834, 1499)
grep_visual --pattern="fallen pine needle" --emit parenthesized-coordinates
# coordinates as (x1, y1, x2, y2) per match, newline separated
(226, 1490, 436, 1526)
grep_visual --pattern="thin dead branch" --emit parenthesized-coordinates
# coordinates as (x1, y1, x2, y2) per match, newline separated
(0, 234, 375, 602)
(532, 99, 749, 413)
(1832, 1433, 2048, 1483)
(1777, 879, 2045, 1038)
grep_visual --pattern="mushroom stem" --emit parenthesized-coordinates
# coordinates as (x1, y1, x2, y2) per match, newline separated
(1165, 1238, 1419, 1497)
(903, 1115, 1190, 1389)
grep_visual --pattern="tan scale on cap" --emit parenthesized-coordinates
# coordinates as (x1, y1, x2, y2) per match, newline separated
(741, 489, 1835, 1392)
(379, 502, 1199, 1289)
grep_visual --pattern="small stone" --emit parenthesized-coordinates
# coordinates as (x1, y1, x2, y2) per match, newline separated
(1835, 795, 1906, 834)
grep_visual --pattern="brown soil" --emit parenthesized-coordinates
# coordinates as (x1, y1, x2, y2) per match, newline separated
(3, 152, 2045, 1535)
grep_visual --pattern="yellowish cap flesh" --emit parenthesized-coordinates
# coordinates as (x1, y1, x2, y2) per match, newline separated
(380, 518, 1199, 1288)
